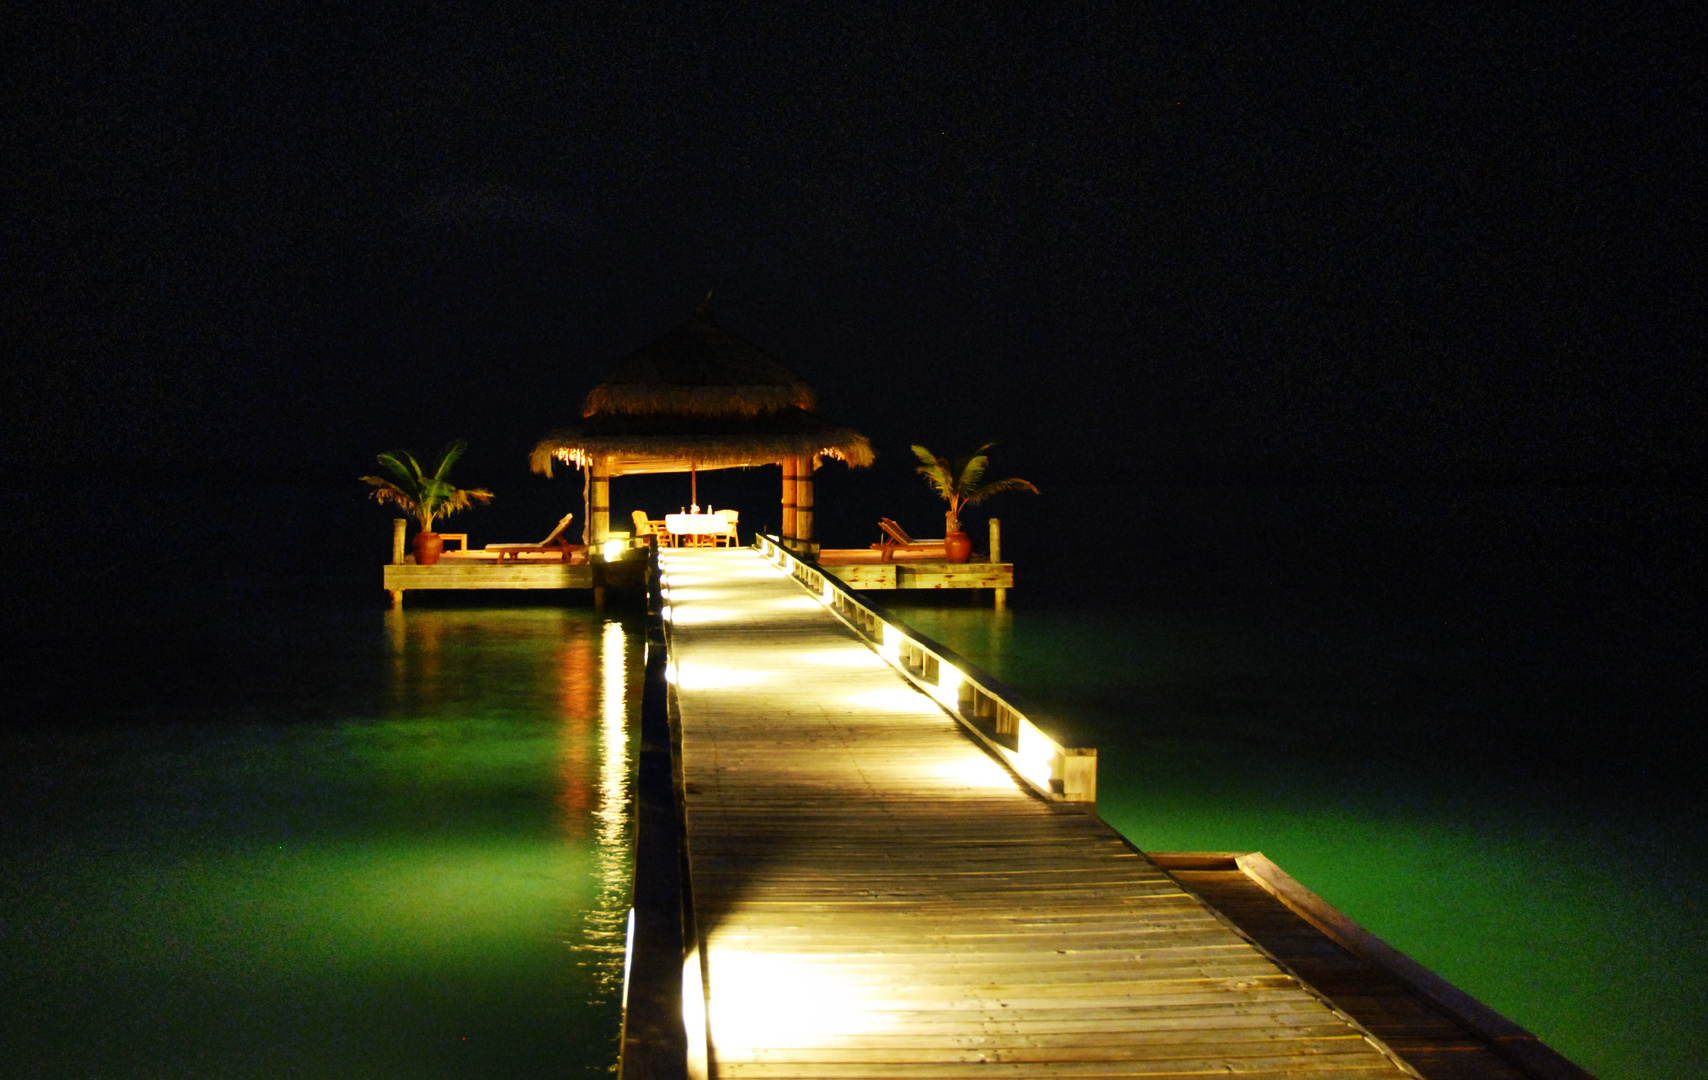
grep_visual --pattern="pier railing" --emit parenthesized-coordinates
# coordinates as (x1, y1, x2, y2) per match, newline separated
(756, 534, 1096, 804)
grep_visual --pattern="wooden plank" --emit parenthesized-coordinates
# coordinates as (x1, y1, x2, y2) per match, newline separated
(896, 565, 1014, 588)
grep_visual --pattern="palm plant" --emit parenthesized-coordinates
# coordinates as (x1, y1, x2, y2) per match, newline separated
(911, 442, 1038, 533)
(361, 439, 495, 533)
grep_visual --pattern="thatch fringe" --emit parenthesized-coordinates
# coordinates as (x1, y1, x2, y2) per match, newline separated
(583, 382, 815, 418)
(531, 421, 873, 476)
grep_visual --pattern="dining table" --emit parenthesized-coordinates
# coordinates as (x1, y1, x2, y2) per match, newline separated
(664, 512, 728, 546)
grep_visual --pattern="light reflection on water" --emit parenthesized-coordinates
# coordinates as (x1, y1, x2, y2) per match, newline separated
(0, 604, 638, 1080)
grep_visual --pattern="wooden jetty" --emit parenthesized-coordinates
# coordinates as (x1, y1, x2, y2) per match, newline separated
(622, 543, 1598, 1080)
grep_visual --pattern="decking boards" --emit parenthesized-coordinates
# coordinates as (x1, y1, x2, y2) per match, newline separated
(663, 549, 1413, 1079)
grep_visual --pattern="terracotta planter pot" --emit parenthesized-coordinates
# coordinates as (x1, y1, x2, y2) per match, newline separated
(943, 530, 972, 564)
(413, 531, 444, 566)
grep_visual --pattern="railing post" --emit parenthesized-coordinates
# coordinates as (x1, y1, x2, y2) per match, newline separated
(990, 518, 1005, 611)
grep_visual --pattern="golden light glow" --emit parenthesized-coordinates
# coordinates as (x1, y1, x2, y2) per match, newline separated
(1014, 719, 1059, 790)
(821, 581, 836, 604)
(847, 687, 928, 711)
(602, 539, 627, 561)
(682, 948, 709, 1075)
(662, 587, 722, 602)
(772, 596, 820, 611)
(796, 648, 885, 669)
(674, 664, 772, 691)
(878, 623, 901, 661)
(622, 907, 636, 1008)
(930, 663, 963, 707)
(931, 755, 1014, 789)
(594, 620, 630, 897)
(666, 606, 739, 626)
(706, 950, 895, 1059)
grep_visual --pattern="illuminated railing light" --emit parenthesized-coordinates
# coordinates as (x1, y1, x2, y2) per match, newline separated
(665, 662, 678, 685)
(1014, 719, 1058, 790)
(931, 663, 963, 707)
(602, 539, 626, 561)
(878, 623, 901, 661)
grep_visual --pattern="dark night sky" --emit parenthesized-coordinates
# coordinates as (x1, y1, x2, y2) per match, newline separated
(5, 3, 1704, 488)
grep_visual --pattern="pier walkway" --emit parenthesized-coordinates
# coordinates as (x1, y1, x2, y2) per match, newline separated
(662, 548, 1413, 1078)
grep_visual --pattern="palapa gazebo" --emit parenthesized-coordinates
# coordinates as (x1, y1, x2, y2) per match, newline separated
(530, 301, 873, 555)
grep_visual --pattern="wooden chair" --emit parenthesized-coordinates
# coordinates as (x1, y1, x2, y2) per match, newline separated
(632, 510, 672, 548)
(871, 517, 946, 562)
(485, 513, 582, 563)
(712, 509, 739, 547)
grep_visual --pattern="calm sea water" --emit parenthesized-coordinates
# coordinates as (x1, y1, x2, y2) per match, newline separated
(1, 601, 640, 1079)
(4, 479, 1702, 1079)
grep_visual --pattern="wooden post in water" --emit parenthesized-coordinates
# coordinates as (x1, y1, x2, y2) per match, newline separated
(389, 519, 407, 608)
(780, 458, 797, 548)
(990, 518, 1005, 611)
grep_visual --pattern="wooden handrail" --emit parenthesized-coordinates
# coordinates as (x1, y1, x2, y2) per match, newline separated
(756, 534, 1096, 804)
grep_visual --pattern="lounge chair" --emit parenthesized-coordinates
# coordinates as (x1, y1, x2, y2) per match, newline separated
(485, 513, 582, 563)
(871, 518, 946, 562)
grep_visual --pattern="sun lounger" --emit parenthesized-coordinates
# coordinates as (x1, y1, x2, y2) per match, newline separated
(871, 517, 947, 562)
(485, 513, 582, 563)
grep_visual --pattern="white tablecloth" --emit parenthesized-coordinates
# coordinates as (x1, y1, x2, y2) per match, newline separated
(664, 513, 728, 535)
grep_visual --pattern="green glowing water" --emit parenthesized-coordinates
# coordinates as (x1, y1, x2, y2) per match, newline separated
(3, 538, 1701, 1079)
(1, 606, 637, 1079)
(886, 601, 1707, 1080)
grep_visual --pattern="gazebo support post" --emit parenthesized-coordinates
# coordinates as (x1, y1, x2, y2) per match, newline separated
(796, 455, 817, 560)
(990, 518, 1005, 611)
(590, 456, 611, 545)
(781, 458, 797, 548)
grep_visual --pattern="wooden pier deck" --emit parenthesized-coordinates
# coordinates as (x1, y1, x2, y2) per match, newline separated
(661, 547, 1417, 1079)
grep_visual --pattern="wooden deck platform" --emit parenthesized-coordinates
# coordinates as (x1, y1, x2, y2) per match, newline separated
(663, 548, 1419, 1079)
(381, 548, 646, 604)
(815, 548, 1014, 592)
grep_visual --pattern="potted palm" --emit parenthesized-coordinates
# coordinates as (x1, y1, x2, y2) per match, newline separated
(361, 440, 495, 565)
(911, 443, 1039, 563)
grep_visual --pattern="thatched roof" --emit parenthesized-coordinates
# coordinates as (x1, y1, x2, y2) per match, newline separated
(533, 301, 873, 477)
(580, 301, 818, 418)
